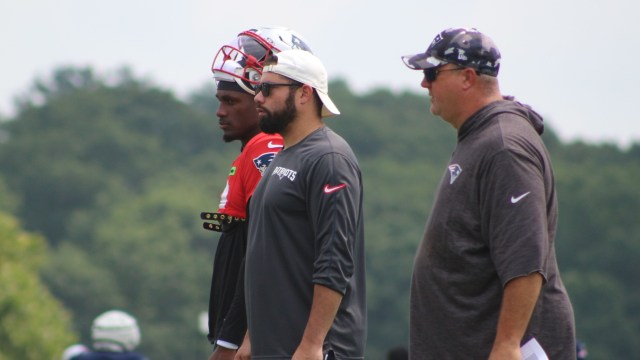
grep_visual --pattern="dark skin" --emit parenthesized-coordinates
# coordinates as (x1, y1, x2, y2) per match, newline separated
(209, 87, 260, 360)
(216, 89, 261, 146)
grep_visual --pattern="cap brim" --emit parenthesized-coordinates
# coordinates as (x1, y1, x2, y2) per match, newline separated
(317, 90, 340, 118)
(401, 53, 447, 70)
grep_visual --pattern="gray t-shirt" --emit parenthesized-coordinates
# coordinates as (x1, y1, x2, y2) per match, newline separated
(246, 126, 366, 359)
(410, 100, 576, 359)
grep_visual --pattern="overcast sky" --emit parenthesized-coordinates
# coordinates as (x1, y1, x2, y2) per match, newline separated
(2, 0, 638, 147)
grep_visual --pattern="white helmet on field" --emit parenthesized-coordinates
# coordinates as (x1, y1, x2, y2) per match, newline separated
(61, 344, 89, 360)
(211, 26, 313, 94)
(91, 310, 141, 352)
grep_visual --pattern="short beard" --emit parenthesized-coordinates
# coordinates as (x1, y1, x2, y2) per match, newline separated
(259, 90, 297, 134)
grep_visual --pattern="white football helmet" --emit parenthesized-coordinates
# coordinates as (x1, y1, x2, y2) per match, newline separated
(91, 310, 141, 352)
(211, 26, 313, 94)
(61, 344, 89, 360)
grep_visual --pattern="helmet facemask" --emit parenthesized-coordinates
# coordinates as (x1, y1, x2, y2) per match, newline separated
(212, 32, 279, 94)
(211, 27, 313, 95)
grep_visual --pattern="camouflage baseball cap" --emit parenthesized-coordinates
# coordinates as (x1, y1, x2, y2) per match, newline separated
(402, 28, 501, 77)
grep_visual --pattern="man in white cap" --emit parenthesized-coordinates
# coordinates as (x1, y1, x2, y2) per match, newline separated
(204, 27, 312, 360)
(245, 49, 366, 360)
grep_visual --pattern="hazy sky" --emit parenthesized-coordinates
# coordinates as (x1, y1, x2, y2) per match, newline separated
(2, 0, 638, 146)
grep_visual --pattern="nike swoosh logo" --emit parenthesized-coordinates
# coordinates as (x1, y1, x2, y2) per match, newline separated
(511, 191, 531, 203)
(323, 183, 347, 194)
(267, 141, 283, 149)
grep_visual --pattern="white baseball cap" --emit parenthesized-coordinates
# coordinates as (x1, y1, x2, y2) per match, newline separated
(262, 49, 340, 118)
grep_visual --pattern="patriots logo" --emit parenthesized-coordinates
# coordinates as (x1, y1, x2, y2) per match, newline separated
(430, 33, 443, 47)
(448, 164, 462, 184)
(253, 152, 277, 175)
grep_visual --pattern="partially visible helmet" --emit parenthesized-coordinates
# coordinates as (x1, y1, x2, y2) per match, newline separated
(402, 27, 501, 77)
(61, 344, 89, 360)
(91, 310, 141, 352)
(212, 26, 313, 94)
(577, 340, 588, 360)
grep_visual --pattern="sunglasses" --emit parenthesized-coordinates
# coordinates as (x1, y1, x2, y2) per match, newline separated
(255, 82, 301, 97)
(423, 67, 466, 83)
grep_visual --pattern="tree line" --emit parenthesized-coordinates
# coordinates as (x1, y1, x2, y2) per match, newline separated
(0, 66, 638, 359)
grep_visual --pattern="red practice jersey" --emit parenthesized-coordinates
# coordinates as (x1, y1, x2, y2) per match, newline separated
(217, 132, 283, 218)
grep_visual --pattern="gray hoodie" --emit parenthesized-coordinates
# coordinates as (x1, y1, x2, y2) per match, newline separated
(410, 98, 576, 359)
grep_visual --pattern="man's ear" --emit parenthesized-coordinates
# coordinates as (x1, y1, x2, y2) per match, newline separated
(461, 68, 478, 91)
(298, 84, 315, 104)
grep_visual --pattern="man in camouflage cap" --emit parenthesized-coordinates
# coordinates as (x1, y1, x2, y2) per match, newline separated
(402, 28, 576, 359)
(402, 27, 501, 77)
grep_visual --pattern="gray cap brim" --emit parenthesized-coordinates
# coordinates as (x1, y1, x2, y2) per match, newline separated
(401, 53, 447, 70)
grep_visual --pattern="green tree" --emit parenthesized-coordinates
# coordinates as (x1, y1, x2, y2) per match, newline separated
(554, 152, 640, 357)
(0, 177, 18, 214)
(0, 213, 77, 360)
(44, 171, 216, 359)
(0, 66, 219, 245)
(563, 270, 637, 359)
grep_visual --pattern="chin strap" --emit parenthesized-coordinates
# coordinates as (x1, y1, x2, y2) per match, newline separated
(200, 212, 246, 232)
